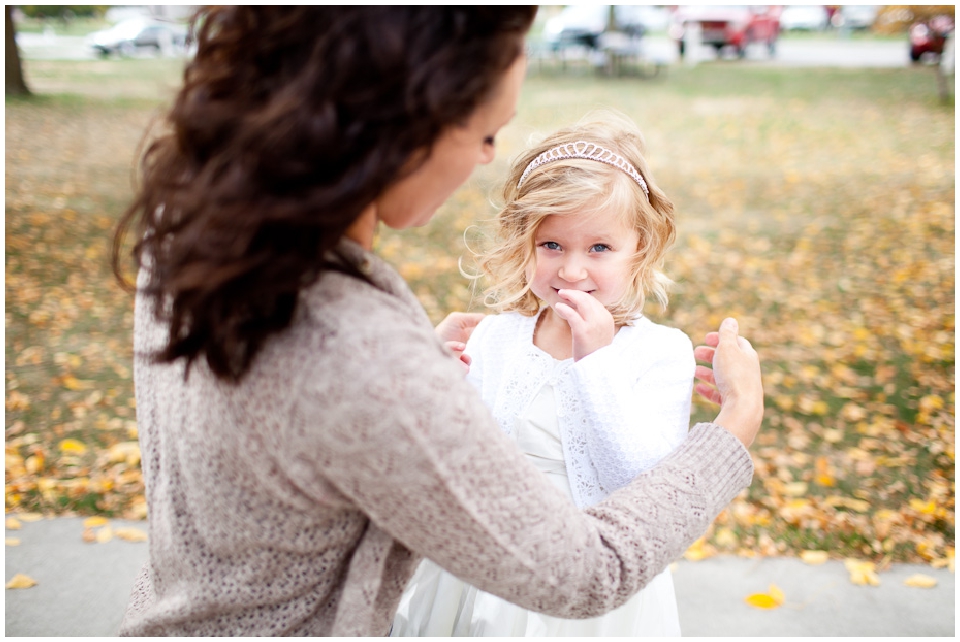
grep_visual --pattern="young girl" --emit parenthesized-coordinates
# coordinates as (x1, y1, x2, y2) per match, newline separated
(392, 112, 692, 636)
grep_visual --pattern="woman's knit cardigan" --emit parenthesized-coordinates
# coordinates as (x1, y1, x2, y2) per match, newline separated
(118, 239, 753, 636)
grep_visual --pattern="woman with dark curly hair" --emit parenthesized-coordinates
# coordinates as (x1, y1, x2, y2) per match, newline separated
(113, 6, 763, 636)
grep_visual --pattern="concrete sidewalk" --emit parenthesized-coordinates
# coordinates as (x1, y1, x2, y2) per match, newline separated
(5, 516, 956, 636)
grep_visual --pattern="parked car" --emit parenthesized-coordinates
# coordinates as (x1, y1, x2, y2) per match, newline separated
(87, 18, 187, 57)
(543, 4, 665, 50)
(669, 5, 781, 59)
(832, 5, 878, 31)
(779, 5, 829, 31)
(910, 15, 955, 63)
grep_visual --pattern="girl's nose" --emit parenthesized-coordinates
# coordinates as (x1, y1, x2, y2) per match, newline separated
(558, 258, 587, 282)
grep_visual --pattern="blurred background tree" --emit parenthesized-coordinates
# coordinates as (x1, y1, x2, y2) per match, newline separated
(5, 6, 29, 95)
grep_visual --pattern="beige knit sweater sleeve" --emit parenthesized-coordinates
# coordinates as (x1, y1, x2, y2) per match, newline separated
(285, 251, 754, 622)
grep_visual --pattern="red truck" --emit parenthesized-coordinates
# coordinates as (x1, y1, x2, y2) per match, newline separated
(669, 5, 782, 59)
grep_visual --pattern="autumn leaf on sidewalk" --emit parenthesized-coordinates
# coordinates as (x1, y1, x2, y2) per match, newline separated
(115, 527, 148, 542)
(904, 574, 938, 588)
(745, 584, 785, 609)
(6, 574, 38, 589)
(844, 559, 880, 586)
(800, 550, 829, 565)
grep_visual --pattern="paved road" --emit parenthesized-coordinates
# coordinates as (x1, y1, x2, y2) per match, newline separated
(641, 34, 913, 67)
(5, 516, 955, 636)
(17, 30, 915, 68)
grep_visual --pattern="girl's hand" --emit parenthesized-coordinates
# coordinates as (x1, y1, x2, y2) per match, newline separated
(443, 341, 472, 374)
(435, 312, 485, 345)
(554, 289, 615, 361)
(694, 318, 764, 447)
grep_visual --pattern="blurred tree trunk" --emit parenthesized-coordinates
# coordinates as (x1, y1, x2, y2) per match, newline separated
(6, 6, 30, 96)
(607, 5, 617, 31)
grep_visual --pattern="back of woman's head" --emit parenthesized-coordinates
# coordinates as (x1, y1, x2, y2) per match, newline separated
(477, 110, 676, 324)
(113, 6, 537, 381)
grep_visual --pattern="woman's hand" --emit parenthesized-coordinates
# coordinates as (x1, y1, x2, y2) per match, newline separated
(435, 312, 485, 345)
(693, 318, 764, 448)
(443, 341, 472, 374)
(554, 289, 615, 361)
(436, 312, 484, 375)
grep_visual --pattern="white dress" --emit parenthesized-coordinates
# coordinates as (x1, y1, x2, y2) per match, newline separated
(392, 311, 692, 636)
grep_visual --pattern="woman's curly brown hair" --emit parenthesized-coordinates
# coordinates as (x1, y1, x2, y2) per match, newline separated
(112, 6, 536, 382)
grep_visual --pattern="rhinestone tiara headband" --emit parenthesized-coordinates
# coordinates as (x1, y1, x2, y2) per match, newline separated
(516, 140, 649, 196)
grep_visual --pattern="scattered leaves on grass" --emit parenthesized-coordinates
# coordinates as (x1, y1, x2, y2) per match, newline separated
(903, 574, 938, 588)
(929, 548, 954, 572)
(6, 574, 38, 589)
(745, 584, 785, 609)
(4, 63, 954, 566)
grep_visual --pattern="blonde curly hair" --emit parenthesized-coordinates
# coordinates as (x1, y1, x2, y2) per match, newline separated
(473, 111, 676, 325)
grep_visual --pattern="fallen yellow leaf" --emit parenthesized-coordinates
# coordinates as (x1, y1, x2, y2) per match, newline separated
(58, 439, 88, 455)
(5, 573, 38, 589)
(115, 527, 148, 543)
(714, 527, 738, 548)
(81, 528, 96, 543)
(768, 584, 785, 604)
(844, 498, 871, 513)
(910, 499, 937, 515)
(107, 442, 141, 467)
(745, 584, 785, 609)
(61, 376, 94, 391)
(844, 559, 880, 586)
(6, 538, 21, 546)
(783, 481, 808, 497)
(17, 513, 43, 523)
(684, 537, 715, 561)
(6, 518, 22, 530)
(904, 574, 937, 588)
(801, 550, 829, 565)
(95, 525, 113, 544)
(83, 516, 108, 528)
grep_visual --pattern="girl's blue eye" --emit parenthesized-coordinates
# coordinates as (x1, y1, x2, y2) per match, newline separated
(591, 244, 611, 252)
(542, 241, 560, 251)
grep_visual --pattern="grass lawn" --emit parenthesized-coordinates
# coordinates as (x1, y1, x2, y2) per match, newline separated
(5, 56, 954, 566)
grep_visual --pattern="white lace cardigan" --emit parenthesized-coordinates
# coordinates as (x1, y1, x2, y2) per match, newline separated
(465, 311, 695, 509)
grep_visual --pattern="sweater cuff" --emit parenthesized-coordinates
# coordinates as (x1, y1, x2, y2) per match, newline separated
(677, 422, 754, 508)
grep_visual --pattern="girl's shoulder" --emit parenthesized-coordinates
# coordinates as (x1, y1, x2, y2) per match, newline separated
(618, 316, 694, 356)
(473, 310, 537, 335)
(467, 311, 537, 351)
